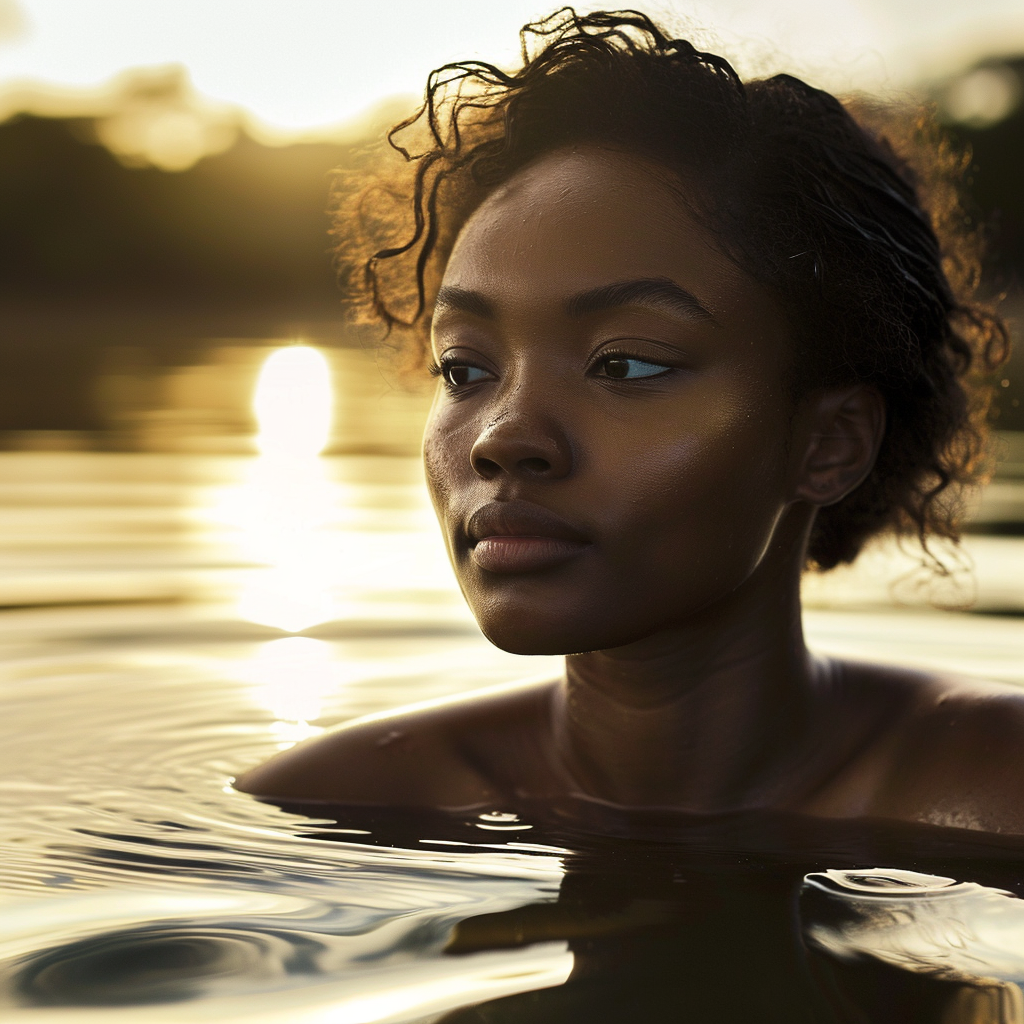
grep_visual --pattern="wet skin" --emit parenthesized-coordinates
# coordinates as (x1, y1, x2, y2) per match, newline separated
(238, 146, 1024, 833)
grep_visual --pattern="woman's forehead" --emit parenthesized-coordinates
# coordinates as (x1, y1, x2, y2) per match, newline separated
(442, 145, 784, 333)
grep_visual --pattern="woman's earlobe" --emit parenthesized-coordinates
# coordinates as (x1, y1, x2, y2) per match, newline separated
(792, 386, 886, 507)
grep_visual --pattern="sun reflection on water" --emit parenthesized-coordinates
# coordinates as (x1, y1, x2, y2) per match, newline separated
(209, 345, 344, 632)
(229, 454, 342, 633)
(253, 345, 333, 458)
(197, 343, 460, 643)
(236, 637, 338, 745)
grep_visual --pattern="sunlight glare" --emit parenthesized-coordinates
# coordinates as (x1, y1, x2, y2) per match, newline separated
(253, 345, 333, 458)
(230, 454, 340, 632)
(195, 340, 460, 633)
(207, 344, 342, 632)
(239, 636, 337, 742)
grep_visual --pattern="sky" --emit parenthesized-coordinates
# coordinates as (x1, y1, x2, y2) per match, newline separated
(1, 0, 1023, 139)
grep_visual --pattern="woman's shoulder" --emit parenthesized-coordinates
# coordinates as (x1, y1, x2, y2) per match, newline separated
(233, 676, 558, 807)
(838, 658, 1024, 833)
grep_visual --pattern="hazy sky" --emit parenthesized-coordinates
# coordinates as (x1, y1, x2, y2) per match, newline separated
(1, 0, 1023, 136)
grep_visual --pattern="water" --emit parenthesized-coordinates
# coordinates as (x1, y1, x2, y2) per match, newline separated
(1, 451, 1023, 1022)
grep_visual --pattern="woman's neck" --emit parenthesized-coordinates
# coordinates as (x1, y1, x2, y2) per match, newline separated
(552, 573, 827, 812)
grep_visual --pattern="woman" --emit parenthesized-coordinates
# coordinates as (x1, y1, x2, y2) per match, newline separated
(238, 10, 1017, 832)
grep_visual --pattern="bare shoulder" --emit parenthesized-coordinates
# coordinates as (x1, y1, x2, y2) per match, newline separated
(853, 660, 1024, 834)
(234, 676, 558, 808)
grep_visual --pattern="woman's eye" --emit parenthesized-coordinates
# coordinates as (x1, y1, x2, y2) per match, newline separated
(443, 364, 491, 387)
(596, 356, 671, 379)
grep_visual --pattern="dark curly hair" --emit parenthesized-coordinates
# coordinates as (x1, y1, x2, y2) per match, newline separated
(332, 7, 1011, 572)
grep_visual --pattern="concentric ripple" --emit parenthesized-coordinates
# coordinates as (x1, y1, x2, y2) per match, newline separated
(0, 599, 568, 1021)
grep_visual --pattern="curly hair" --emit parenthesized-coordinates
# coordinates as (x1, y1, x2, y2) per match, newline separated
(331, 7, 1011, 572)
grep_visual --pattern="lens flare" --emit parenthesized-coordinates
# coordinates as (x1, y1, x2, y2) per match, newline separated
(253, 346, 333, 457)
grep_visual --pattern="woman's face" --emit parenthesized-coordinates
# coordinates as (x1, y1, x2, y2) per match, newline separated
(424, 146, 799, 655)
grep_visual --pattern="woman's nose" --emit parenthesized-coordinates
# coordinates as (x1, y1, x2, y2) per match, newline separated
(469, 410, 573, 481)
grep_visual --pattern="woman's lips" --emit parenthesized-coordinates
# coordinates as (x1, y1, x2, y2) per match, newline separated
(471, 535, 587, 573)
(466, 500, 590, 574)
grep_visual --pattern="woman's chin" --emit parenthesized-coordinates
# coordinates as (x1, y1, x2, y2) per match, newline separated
(474, 614, 631, 658)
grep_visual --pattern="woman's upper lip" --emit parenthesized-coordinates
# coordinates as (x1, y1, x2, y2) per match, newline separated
(466, 500, 590, 545)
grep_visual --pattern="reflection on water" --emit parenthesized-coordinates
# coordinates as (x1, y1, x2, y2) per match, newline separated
(209, 454, 343, 632)
(804, 868, 1024, 1019)
(0, 883, 573, 1022)
(252, 346, 333, 459)
(11, 794, 1024, 1023)
(0, 389, 1022, 1018)
(239, 637, 339, 742)
(0, 438, 575, 1019)
(217, 345, 340, 631)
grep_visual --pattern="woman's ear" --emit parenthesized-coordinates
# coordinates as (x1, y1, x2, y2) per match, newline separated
(791, 385, 886, 507)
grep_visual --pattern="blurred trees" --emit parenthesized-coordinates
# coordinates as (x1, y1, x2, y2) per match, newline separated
(0, 110, 361, 430)
(943, 56, 1024, 291)
(0, 55, 1021, 432)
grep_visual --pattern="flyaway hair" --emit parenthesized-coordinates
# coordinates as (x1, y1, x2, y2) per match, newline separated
(331, 7, 1011, 572)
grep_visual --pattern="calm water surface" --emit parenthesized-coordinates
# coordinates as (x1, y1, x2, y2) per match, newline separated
(1, 451, 1023, 1022)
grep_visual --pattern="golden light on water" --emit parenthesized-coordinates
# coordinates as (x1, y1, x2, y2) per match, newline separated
(253, 345, 333, 458)
(189, 343, 453, 639)
(230, 456, 341, 633)
(199, 341, 455, 637)
(238, 636, 337, 743)
(200, 344, 344, 633)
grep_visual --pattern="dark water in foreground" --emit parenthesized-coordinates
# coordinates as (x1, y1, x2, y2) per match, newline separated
(1, 452, 1023, 1022)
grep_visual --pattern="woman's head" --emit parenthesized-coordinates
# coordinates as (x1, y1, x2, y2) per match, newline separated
(422, 142, 868, 654)
(334, 8, 1009, 608)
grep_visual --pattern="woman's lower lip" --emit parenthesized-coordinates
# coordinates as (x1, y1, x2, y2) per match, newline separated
(470, 536, 588, 573)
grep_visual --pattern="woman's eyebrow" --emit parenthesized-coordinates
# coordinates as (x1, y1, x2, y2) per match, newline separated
(433, 278, 715, 324)
(565, 278, 715, 323)
(433, 286, 495, 320)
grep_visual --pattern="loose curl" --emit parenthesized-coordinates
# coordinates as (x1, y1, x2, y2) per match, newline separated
(331, 7, 1011, 572)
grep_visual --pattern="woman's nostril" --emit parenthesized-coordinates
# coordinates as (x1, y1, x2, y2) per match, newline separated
(469, 429, 569, 480)
(472, 456, 502, 479)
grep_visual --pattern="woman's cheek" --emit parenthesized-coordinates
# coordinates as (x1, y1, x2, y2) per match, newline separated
(423, 400, 471, 491)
